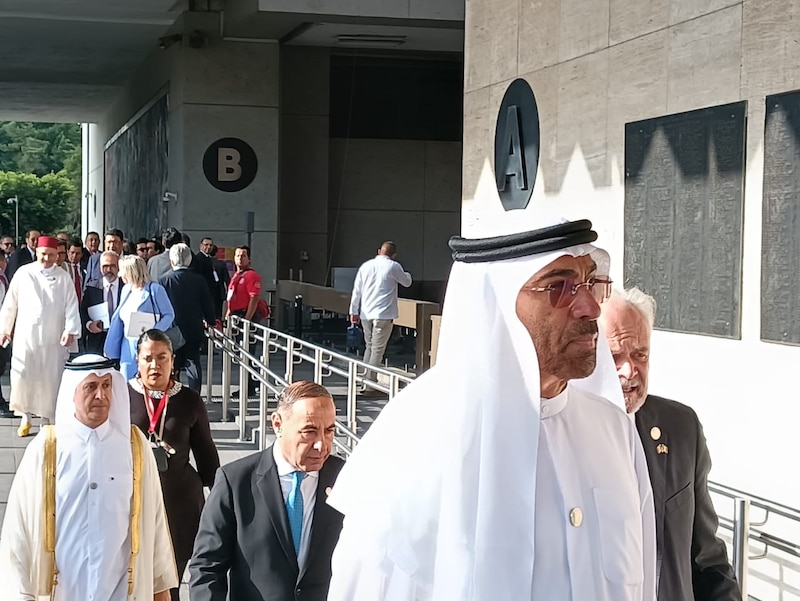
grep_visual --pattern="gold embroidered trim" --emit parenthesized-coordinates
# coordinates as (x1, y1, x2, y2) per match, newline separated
(43, 426, 143, 598)
(43, 425, 58, 594)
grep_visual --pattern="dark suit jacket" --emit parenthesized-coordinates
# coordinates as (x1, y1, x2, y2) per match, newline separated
(189, 447, 345, 601)
(6, 247, 33, 281)
(79, 279, 123, 354)
(80, 249, 90, 276)
(84, 252, 101, 290)
(190, 251, 217, 301)
(210, 257, 230, 319)
(635, 395, 741, 601)
(158, 268, 215, 347)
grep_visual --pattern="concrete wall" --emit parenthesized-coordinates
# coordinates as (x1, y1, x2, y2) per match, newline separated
(87, 11, 280, 287)
(463, 0, 799, 566)
(279, 47, 331, 286)
(328, 137, 461, 302)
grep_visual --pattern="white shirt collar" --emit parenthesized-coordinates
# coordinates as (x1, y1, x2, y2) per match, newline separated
(272, 442, 319, 479)
(65, 413, 112, 442)
(540, 385, 569, 419)
(103, 277, 118, 290)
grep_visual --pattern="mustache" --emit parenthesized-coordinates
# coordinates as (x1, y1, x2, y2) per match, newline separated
(567, 321, 598, 337)
(619, 376, 641, 391)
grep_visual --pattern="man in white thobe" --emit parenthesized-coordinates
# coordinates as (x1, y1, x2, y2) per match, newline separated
(326, 218, 656, 601)
(0, 235, 81, 436)
(0, 354, 178, 600)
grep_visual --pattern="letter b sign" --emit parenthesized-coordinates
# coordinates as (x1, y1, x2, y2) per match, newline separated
(203, 138, 258, 192)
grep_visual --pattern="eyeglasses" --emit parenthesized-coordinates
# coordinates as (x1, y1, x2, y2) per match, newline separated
(526, 276, 612, 308)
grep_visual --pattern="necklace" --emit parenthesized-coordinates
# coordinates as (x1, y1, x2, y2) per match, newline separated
(129, 377, 182, 397)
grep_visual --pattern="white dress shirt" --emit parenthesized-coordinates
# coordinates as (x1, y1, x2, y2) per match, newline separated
(55, 415, 133, 601)
(273, 443, 319, 572)
(530, 386, 654, 601)
(348, 255, 412, 321)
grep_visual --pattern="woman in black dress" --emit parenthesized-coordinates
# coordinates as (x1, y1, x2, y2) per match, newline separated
(129, 329, 220, 601)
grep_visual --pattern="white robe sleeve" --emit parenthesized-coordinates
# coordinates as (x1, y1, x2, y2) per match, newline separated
(0, 437, 44, 601)
(62, 277, 81, 338)
(0, 274, 19, 337)
(328, 518, 424, 601)
(141, 431, 179, 594)
(632, 423, 657, 601)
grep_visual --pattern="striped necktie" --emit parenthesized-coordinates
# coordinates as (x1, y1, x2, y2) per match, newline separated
(286, 471, 305, 555)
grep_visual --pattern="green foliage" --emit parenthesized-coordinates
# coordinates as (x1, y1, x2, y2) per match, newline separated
(0, 171, 77, 238)
(0, 122, 81, 236)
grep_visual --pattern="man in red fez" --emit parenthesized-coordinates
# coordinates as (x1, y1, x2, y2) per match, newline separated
(0, 235, 82, 436)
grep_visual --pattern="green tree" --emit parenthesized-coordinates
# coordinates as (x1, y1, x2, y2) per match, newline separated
(0, 122, 82, 236)
(0, 122, 81, 176)
(0, 171, 77, 239)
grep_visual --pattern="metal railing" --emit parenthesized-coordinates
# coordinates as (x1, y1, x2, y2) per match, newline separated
(710, 481, 800, 570)
(205, 316, 413, 453)
(203, 320, 799, 599)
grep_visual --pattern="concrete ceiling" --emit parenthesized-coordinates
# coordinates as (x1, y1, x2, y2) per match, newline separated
(0, 0, 463, 124)
(0, 0, 180, 122)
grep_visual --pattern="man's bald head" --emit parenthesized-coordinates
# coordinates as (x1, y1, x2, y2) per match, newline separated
(378, 241, 397, 258)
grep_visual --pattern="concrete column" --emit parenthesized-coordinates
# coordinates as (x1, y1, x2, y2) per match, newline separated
(82, 123, 106, 237)
(278, 47, 331, 285)
(168, 12, 280, 287)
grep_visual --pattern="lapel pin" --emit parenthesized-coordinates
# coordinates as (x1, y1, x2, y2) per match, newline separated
(325, 487, 333, 497)
(650, 426, 661, 440)
(656, 443, 669, 455)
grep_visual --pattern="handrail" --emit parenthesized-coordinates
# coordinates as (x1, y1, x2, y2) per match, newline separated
(204, 317, 413, 451)
(710, 481, 800, 524)
(709, 481, 800, 563)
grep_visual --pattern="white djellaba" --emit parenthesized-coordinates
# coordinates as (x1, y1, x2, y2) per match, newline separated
(326, 216, 657, 601)
(0, 354, 178, 601)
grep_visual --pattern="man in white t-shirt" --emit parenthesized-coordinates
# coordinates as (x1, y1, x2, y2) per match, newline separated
(348, 241, 412, 392)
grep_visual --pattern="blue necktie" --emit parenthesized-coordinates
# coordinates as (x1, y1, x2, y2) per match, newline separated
(286, 471, 305, 555)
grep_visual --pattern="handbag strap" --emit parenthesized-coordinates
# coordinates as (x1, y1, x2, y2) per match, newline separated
(147, 283, 161, 318)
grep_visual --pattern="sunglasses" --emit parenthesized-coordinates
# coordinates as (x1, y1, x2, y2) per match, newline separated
(527, 276, 612, 308)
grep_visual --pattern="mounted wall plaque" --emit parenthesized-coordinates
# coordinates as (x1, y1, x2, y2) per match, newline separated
(762, 92, 800, 344)
(624, 102, 746, 338)
(494, 78, 540, 211)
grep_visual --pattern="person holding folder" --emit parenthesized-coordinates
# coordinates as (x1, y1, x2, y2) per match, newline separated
(104, 255, 174, 380)
(81, 250, 123, 354)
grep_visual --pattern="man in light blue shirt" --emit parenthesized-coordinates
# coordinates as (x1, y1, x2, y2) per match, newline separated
(349, 241, 412, 392)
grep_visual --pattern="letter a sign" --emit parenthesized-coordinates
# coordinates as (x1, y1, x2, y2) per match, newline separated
(203, 138, 258, 192)
(494, 79, 540, 211)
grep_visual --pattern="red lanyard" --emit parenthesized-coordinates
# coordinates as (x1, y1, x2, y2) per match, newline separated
(143, 387, 170, 435)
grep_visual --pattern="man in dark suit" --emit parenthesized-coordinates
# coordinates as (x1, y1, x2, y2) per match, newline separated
(600, 288, 741, 601)
(158, 243, 215, 392)
(209, 244, 230, 320)
(190, 381, 344, 601)
(84, 228, 124, 288)
(182, 233, 216, 302)
(6, 229, 39, 281)
(80, 251, 122, 354)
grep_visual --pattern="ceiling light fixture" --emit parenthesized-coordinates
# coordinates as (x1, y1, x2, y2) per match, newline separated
(335, 34, 407, 47)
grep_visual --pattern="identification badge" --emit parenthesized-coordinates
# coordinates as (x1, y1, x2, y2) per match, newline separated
(151, 443, 168, 472)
